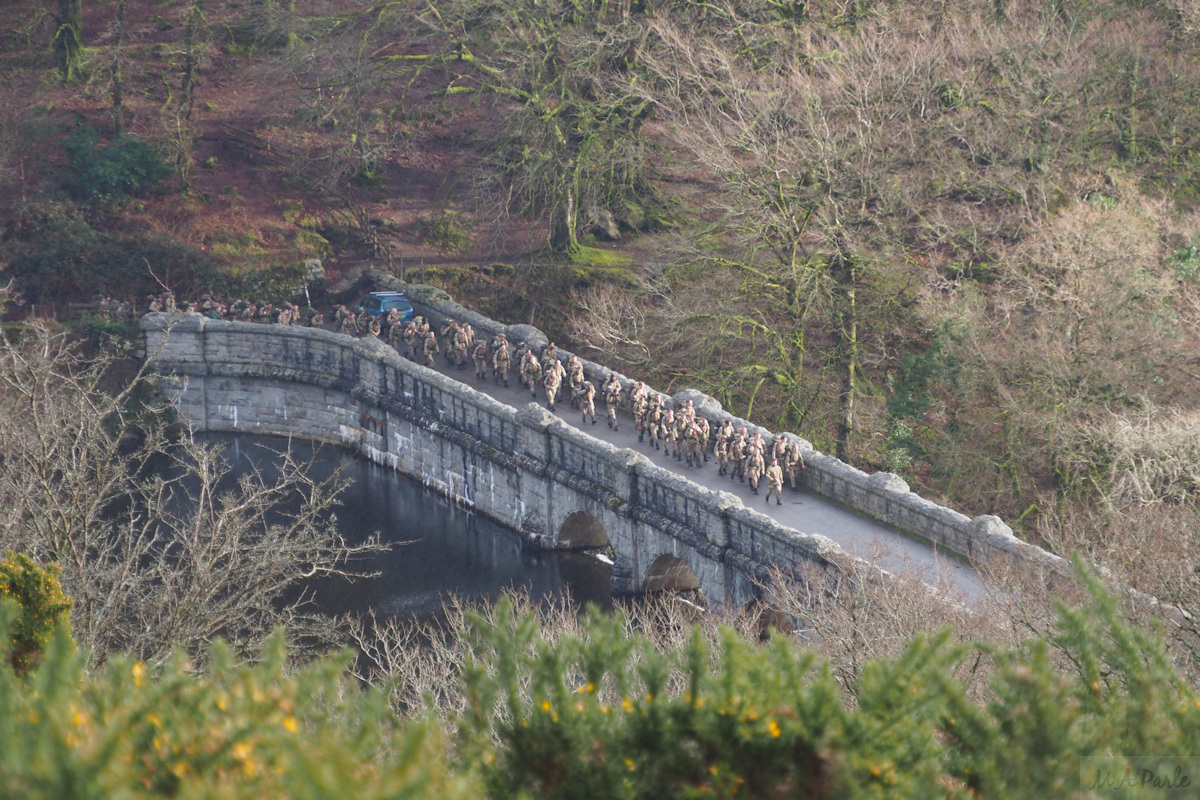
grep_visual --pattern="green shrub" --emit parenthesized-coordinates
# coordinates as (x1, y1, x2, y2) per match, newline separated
(277, 199, 305, 224)
(424, 211, 472, 253)
(78, 313, 133, 345)
(62, 126, 170, 204)
(5, 207, 216, 304)
(294, 228, 331, 258)
(0, 553, 72, 675)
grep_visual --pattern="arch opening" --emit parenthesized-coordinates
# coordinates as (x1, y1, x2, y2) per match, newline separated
(557, 511, 611, 550)
(642, 554, 701, 595)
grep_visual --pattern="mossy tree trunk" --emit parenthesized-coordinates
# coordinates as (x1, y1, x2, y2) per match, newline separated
(54, 0, 84, 82)
(111, 0, 126, 135)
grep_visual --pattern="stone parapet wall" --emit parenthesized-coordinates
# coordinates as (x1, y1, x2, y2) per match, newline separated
(378, 276, 1068, 576)
(140, 313, 850, 604)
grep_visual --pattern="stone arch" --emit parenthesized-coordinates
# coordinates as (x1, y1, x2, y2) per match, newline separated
(557, 511, 611, 549)
(642, 554, 701, 594)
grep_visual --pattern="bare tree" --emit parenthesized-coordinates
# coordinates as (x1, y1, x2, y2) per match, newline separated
(0, 324, 384, 665)
(635, 14, 937, 457)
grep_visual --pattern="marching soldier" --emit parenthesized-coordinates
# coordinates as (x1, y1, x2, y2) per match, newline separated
(423, 329, 439, 367)
(672, 409, 689, 461)
(384, 308, 402, 337)
(493, 341, 511, 386)
(784, 438, 806, 489)
(355, 309, 372, 335)
(765, 458, 784, 505)
(683, 420, 702, 467)
(660, 407, 676, 457)
(578, 380, 597, 425)
(678, 399, 695, 426)
(472, 339, 491, 380)
(453, 324, 471, 369)
(566, 356, 585, 409)
(543, 365, 563, 411)
(490, 332, 508, 358)
(440, 319, 457, 362)
(400, 321, 418, 359)
(631, 381, 649, 441)
(513, 344, 531, 384)
(340, 310, 357, 337)
(696, 416, 711, 463)
(646, 395, 663, 450)
(743, 432, 764, 484)
(365, 314, 381, 338)
(389, 317, 405, 350)
(603, 374, 622, 430)
(730, 428, 747, 482)
(521, 349, 542, 397)
(772, 433, 789, 467)
(541, 342, 559, 374)
(710, 419, 729, 470)
(747, 448, 766, 495)
(715, 432, 730, 476)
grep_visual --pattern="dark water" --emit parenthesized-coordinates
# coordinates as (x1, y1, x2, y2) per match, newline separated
(203, 433, 613, 619)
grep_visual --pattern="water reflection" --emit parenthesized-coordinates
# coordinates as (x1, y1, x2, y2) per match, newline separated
(204, 433, 612, 619)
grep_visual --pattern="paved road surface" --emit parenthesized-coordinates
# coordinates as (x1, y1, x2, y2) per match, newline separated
(417, 352, 985, 600)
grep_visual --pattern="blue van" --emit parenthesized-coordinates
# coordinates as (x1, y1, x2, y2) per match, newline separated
(355, 291, 414, 321)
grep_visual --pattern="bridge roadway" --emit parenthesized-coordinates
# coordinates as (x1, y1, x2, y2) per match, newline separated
(416, 353, 986, 600)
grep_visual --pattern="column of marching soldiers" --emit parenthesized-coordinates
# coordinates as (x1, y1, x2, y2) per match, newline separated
(146, 292, 806, 507)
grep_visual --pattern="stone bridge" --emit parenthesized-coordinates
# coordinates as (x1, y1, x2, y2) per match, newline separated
(140, 284, 1066, 607)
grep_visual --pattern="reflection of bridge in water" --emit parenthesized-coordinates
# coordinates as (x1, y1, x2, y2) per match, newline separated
(141, 287, 1065, 608)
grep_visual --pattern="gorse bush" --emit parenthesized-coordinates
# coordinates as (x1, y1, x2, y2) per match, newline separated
(0, 553, 72, 675)
(3, 565, 1200, 798)
(458, 604, 959, 799)
(0, 626, 476, 800)
(458, 566, 1200, 800)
